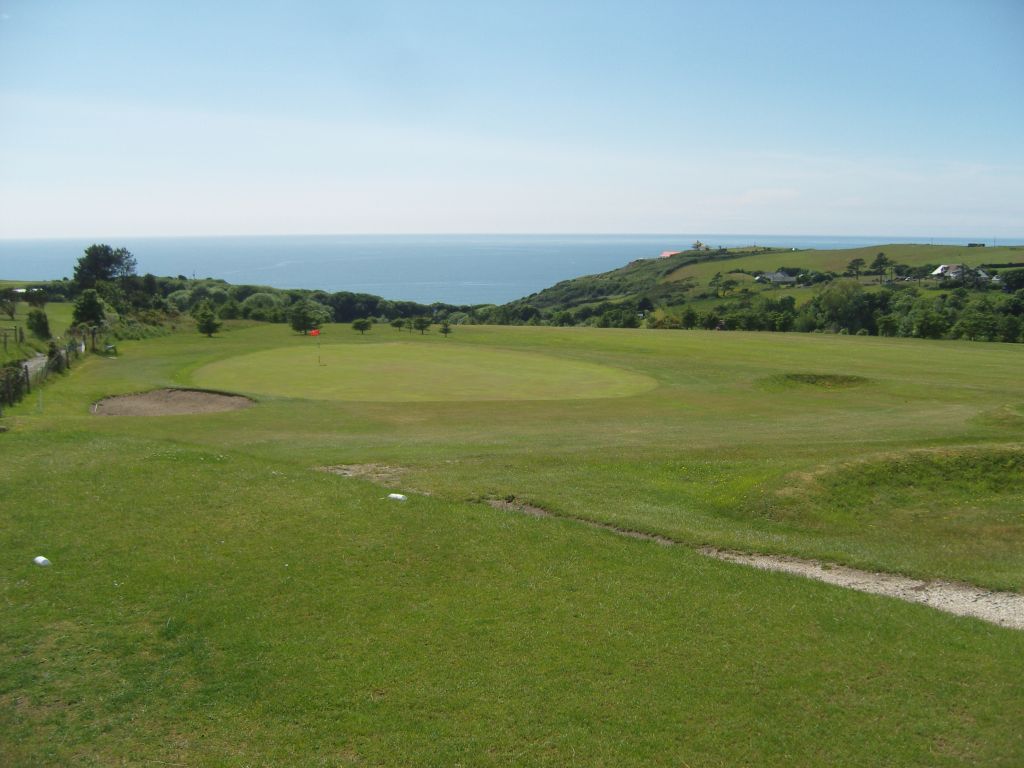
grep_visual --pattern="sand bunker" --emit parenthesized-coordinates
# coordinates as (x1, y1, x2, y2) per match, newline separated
(91, 388, 253, 416)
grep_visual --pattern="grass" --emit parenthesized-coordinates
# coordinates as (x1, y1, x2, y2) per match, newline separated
(0, 302, 75, 364)
(655, 243, 1024, 313)
(665, 243, 1024, 284)
(2, 321, 1023, 765)
(192, 339, 656, 402)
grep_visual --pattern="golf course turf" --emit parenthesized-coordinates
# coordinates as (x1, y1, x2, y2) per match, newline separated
(1, 321, 1022, 766)
(192, 341, 657, 402)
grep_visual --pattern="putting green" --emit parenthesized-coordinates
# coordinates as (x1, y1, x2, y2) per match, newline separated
(191, 342, 657, 402)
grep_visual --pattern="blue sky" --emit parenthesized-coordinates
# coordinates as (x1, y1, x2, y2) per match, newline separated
(1, 0, 1021, 237)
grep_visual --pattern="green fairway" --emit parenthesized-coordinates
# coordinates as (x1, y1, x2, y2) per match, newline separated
(191, 340, 657, 401)
(2, 322, 1023, 765)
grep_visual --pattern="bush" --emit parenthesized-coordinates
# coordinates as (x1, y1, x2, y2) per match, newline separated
(26, 309, 51, 339)
(72, 289, 109, 326)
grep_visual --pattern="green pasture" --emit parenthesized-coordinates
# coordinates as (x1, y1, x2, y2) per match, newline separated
(666, 243, 1024, 284)
(0, 301, 75, 364)
(2, 322, 1023, 765)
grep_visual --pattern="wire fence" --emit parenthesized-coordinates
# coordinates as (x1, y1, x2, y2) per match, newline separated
(0, 341, 83, 416)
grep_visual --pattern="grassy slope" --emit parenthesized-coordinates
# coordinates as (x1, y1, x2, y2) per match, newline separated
(2, 323, 1023, 765)
(511, 244, 1024, 316)
(665, 243, 1024, 284)
(0, 302, 75, 364)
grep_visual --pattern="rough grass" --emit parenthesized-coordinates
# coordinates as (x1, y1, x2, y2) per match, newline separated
(766, 447, 1024, 590)
(2, 322, 1023, 765)
(761, 372, 872, 389)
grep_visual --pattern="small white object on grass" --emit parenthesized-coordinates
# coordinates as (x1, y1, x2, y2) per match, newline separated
(33, 556, 51, 567)
(387, 493, 408, 501)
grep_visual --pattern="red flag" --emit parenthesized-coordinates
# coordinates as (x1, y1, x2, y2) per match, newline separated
(310, 329, 321, 337)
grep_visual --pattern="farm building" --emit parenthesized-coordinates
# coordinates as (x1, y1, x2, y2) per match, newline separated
(756, 271, 797, 285)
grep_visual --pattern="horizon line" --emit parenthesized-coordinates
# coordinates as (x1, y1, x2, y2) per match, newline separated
(3, 232, 1023, 243)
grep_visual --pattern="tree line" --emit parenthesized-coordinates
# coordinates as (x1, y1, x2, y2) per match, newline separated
(13, 244, 1024, 346)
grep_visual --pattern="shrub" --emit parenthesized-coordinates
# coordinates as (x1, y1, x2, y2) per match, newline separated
(26, 309, 51, 339)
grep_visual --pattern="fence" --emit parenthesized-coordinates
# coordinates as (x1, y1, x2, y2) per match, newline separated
(0, 341, 82, 416)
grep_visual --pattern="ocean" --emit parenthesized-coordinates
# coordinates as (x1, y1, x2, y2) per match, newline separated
(0, 234, 1012, 305)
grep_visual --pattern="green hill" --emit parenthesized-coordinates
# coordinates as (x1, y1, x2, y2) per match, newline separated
(493, 243, 1024, 338)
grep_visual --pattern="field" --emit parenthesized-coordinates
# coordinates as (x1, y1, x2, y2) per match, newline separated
(665, 243, 1024, 284)
(660, 243, 1024, 312)
(2, 322, 1023, 765)
(0, 300, 75, 364)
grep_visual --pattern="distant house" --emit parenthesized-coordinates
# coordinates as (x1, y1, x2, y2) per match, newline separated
(756, 271, 797, 285)
(930, 264, 991, 281)
(659, 251, 680, 259)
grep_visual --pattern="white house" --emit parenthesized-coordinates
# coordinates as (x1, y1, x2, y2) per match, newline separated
(930, 265, 990, 281)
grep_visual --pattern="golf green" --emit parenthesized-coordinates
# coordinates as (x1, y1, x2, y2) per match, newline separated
(191, 341, 657, 401)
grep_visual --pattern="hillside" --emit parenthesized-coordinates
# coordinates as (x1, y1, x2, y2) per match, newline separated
(494, 243, 1024, 337)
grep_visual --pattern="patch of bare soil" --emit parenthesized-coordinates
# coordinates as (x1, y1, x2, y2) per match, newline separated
(318, 464, 406, 486)
(486, 498, 675, 545)
(700, 547, 1024, 631)
(91, 388, 253, 416)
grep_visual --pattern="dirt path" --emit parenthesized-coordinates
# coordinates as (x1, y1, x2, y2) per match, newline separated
(488, 498, 1024, 631)
(700, 547, 1024, 631)
(25, 354, 47, 378)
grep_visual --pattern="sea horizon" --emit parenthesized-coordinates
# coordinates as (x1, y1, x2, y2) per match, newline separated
(3, 233, 1021, 305)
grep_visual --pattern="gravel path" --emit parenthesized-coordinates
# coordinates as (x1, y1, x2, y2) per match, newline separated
(25, 354, 47, 378)
(699, 547, 1024, 631)
(485, 497, 1024, 631)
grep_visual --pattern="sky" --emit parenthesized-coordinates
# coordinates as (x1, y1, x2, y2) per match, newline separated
(0, 0, 1022, 238)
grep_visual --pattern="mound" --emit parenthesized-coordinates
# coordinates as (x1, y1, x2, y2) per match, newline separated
(92, 388, 254, 416)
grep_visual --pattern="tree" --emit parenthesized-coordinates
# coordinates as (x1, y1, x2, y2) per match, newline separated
(439, 320, 452, 338)
(680, 306, 699, 329)
(0, 288, 15, 320)
(813, 280, 868, 332)
(288, 299, 331, 334)
(997, 314, 1022, 343)
(390, 318, 405, 332)
(869, 252, 890, 283)
(194, 300, 222, 337)
(413, 317, 431, 335)
(218, 299, 242, 319)
(242, 292, 283, 321)
(26, 309, 50, 339)
(876, 313, 899, 337)
(72, 289, 107, 326)
(25, 288, 48, 309)
(999, 269, 1024, 292)
(351, 318, 372, 335)
(846, 257, 865, 279)
(73, 244, 136, 291)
